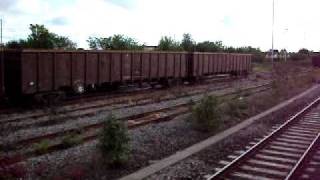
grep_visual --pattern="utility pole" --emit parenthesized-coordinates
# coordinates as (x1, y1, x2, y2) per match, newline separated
(0, 18, 3, 96)
(284, 28, 288, 62)
(271, 0, 275, 66)
(0, 18, 2, 47)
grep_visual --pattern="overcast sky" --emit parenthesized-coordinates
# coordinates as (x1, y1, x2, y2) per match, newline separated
(1, 0, 320, 51)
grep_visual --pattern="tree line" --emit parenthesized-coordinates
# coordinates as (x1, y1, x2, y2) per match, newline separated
(88, 33, 262, 54)
(4, 24, 310, 58)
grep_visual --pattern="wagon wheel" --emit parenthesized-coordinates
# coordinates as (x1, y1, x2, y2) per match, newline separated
(73, 81, 85, 94)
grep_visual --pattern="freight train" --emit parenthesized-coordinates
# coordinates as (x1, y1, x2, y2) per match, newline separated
(0, 50, 252, 103)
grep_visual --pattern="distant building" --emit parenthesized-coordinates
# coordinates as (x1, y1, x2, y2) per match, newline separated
(265, 49, 290, 60)
(279, 49, 290, 60)
(143, 45, 158, 51)
(265, 49, 279, 59)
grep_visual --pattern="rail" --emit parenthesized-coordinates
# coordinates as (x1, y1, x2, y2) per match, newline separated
(208, 96, 320, 179)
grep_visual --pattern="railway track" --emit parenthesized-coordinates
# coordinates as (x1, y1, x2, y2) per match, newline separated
(0, 81, 271, 166)
(0, 77, 240, 124)
(208, 97, 320, 180)
(0, 75, 235, 115)
(0, 80, 270, 132)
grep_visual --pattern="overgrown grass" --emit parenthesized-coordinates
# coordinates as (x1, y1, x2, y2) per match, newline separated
(225, 97, 249, 118)
(98, 114, 130, 166)
(253, 62, 272, 73)
(271, 61, 313, 101)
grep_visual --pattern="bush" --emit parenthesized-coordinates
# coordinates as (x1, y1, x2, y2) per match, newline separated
(290, 53, 308, 61)
(190, 95, 222, 132)
(61, 133, 83, 148)
(33, 140, 50, 154)
(98, 114, 130, 166)
(158, 36, 182, 51)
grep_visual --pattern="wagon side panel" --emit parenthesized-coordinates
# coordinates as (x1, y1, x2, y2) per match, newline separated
(21, 52, 38, 94)
(99, 52, 111, 83)
(219, 54, 224, 73)
(85, 53, 99, 85)
(122, 52, 132, 81)
(111, 52, 121, 82)
(38, 52, 54, 92)
(166, 53, 174, 78)
(159, 53, 166, 78)
(248, 55, 252, 72)
(180, 53, 187, 78)
(0, 51, 4, 98)
(55, 52, 72, 90)
(198, 54, 204, 76)
(132, 53, 142, 81)
(174, 54, 181, 78)
(150, 53, 159, 79)
(192, 53, 198, 77)
(203, 54, 209, 75)
(71, 52, 86, 86)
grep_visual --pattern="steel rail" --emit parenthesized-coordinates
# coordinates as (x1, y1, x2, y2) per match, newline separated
(285, 132, 320, 180)
(208, 96, 320, 179)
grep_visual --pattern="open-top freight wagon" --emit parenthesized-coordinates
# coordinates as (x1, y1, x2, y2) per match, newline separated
(0, 50, 4, 101)
(312, 54, 320, 68)
(1, 50, 251, 103)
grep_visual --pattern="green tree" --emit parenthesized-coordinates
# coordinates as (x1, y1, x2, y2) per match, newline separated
(298, 48, 309, 55)
(5, 24, 77, 50)
(87, 34, 143, 50)
(196, 41, 224, 52)
(27, 24, 55, 49)
(5, 39, 28, 49)
(158, 36, 182, 51)
(181, 33, 195, 51)
(53, 36, 77, 50)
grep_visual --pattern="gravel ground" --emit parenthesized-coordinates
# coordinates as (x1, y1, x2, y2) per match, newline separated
(1, 69, 314, 180)
(22, 114, 212, 179)
(18, 83, 318, 180)
(1, 80, 268, 147)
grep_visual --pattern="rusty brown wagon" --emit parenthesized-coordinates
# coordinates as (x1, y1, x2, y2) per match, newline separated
(2, 50, 251, 102)
(312, 54, 320, 68)
(190, 52, 251, 79)
(3, 50, 188, 100)
(0, 49, 4, 100)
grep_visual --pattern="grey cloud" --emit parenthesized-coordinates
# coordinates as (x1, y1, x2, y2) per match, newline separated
(0, 0, 18, 11)
(105, 0, 134, 9)
(48, 17, 68, 26)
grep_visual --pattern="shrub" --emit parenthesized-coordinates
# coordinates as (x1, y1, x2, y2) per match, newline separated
(61, 133, 83, 148)
(33, 140, 50, 154)
(190, 95, 222, 132)
(98, 114, 130, 166)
